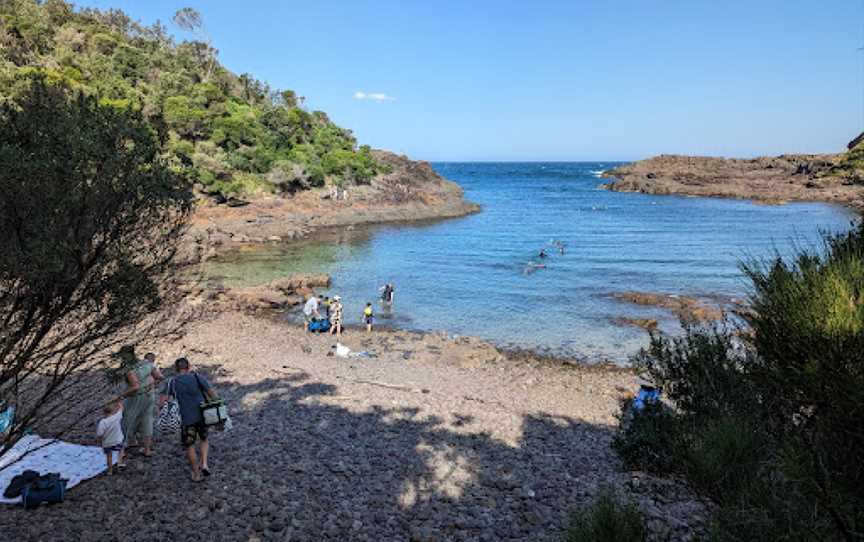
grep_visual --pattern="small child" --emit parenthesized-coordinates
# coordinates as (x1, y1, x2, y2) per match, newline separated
(363, 302, 374, 333)
(96, 399, 125, 475)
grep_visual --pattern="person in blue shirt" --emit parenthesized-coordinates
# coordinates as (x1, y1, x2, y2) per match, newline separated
(160, 357, 219, 482)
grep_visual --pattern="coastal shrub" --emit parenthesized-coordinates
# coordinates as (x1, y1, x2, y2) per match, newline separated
(565, 490, 647, 542)
(0, 76, 191, 456)
(612, 401, 683, 474)
(741, 223, 864, 539)
(632, 324, 759, 423)
(614, 222, 864, 541)
(679, 415, 765, 505)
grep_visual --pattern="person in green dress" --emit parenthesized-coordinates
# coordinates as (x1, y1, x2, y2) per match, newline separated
(116, 347, 163, 461)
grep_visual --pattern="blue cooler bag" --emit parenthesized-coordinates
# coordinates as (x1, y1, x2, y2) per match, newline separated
(21, 474, 67, 509)
(632, 385, 661, 412)
(309, 318, 331, 333)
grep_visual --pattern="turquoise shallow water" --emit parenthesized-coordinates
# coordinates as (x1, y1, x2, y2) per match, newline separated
(203, 162, 858, 362)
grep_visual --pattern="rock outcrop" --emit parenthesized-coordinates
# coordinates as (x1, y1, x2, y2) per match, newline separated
(610, 292, 724, 323)
(204, 273, 331, 312)
(601, 153, 864, 209)
(184, 150, 480, 263)
(611, 317, 660, 332)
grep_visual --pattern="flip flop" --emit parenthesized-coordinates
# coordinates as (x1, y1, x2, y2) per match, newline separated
(201, 467, 211, 477)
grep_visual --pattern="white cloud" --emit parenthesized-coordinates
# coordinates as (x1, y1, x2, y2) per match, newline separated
(354, 91, 396, 102)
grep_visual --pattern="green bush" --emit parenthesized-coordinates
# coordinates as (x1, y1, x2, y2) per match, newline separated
(565, 490, 647, 542)
(633, 324, 758, 423)
(613, 401, 683, 474)
(615, 222, 864, 541)
(681, 416, 765, 505)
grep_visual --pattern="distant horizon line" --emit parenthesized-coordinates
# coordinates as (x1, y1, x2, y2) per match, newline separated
(397, 145, 852, 164)
(426, 159, 631, 164)
(414, 150, 846, 163)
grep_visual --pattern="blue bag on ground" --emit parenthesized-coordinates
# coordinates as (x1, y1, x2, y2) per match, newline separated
(632, 385, 661, 411)
(309, 318, 331, 333)
(21, 473, 67, 509)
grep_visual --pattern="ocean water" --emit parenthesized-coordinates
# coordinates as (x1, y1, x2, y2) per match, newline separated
(203, 162, 858, 362)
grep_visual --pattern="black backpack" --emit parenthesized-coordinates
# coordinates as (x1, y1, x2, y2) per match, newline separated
(3, 469, 39, 498)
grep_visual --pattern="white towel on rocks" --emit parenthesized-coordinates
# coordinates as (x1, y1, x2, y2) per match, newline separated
(0, 435, 106, 505)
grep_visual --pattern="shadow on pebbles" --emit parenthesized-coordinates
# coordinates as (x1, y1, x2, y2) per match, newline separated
(0, 313, 708, 541)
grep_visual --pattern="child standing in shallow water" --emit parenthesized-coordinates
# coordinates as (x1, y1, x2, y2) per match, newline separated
(363, 302, 374, 332)
(96, 399, 125, 475)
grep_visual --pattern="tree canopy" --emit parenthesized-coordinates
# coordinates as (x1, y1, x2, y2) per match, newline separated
(0, 75, 192, 456)
(0, 1, 388, 196)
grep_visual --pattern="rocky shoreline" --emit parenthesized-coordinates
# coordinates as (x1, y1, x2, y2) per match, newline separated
(180, 150, 480, 265)
(600, 153, 864, 210)
(0, 311, 708, 541)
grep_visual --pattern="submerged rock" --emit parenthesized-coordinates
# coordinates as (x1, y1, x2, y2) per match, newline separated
(610, 292, 723, 323)
(269, 273, 331, 292)
(611, 317, 659, 332)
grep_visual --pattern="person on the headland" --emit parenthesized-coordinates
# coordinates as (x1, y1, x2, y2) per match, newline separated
(363, 302, 375, 332)
(118, 348, 163, 461)
(96, 399, 125, 475)
(380, 283, 395, 305)
(159, 357, 219, 482)
(329, 295, 343, 336)
(303, 294, 321, 332)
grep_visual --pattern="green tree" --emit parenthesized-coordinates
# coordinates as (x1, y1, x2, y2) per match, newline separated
(0, 77, 192, 458)
(0, 0, 387, 197)
(617, 223, 864, 540)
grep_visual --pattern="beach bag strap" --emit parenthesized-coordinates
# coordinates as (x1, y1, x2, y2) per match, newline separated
(193, 372, 208, 398)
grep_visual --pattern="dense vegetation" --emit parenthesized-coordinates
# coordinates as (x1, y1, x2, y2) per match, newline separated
(0, 0, 388, 197)
(0, 76, 190, 455)
(830, 141, 864, 185)
(565, 491, 647, 542)
(614, 223, 864, 541)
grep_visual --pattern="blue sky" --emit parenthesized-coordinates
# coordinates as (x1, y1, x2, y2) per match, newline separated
(80, 0, 863, 161)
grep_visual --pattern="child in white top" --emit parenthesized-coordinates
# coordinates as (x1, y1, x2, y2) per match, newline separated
(96, 400, 125, 475)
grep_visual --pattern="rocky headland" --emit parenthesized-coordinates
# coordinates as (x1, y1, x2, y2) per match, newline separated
(180, 150, 480, 264)
(600, 152, 864, 209)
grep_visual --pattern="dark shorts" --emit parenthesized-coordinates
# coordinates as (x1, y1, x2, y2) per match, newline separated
(364, 316, 374, 325)
(181, 423, 208, 447)
(103, 444, 124, 454)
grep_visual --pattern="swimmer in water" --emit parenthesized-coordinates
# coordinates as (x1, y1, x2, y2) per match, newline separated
(554, 240, 566, 255)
